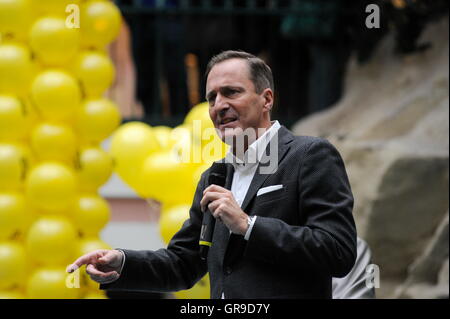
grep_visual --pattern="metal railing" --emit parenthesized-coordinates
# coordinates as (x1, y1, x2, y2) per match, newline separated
(117, 0, 354, 16)
(115, 0, 359, 127)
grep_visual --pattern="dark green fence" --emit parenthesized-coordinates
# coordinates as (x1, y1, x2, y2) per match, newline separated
(115, 0, 361, 128)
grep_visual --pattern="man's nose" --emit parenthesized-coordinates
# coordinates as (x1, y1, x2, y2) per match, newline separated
(214, 94, 230, 113)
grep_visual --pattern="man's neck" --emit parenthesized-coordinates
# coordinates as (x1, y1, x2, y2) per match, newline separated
(231, 121, 273, 158)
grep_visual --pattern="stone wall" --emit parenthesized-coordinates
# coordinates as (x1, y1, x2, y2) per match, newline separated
(292, 16, 449, 298)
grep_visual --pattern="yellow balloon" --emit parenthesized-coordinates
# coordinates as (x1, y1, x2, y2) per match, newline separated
(75, 98, 121, 143)
(76, 147, 113, 192)
(84, 291, 107, 299)
(33, 0, 81, 17)
(80, 1, 121, 49)
(25, 216, 78, 266)
(75, 237, 111, 290)
(21, 207, 39, 242)
(0, 0, 32, 41)
(0, 95, 29, 142)
(169, 124, 202, 165)
(109, 121, 159, 183)
(185, 102, 228, 162)
(25, 162, 77, 213)
(72, 51, 115, 98)
(170, 124, 192, 147)
(0, 143, 29, 191)
(192, 163, 210, 190)
(0, 192, 27, 241)
(174, 275, 210, 299)
(21, 97, 40, 136)
(29, 16, 80, 66)
(201, 132, 229, 164)
(75, 237, 111, 257)
(0, 290, 26, 299)
(137, 151, 197, 204)
(30, 122, 77, 164)
(169, 124, 220, 166)
(72, 195, 110, 237)
(0, 242, 27, 290)
(26, 267, 82, 299)
(159, 204, 190, 244)
(184, 102, 211, 127)
(30, 70, 81, 123)
(152, 126, 172, 150)
(186, 103, 212, 143)
(0, 43, 33, 96)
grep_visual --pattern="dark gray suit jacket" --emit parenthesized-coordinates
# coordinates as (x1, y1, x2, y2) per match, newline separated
(101, 126, 357, 298)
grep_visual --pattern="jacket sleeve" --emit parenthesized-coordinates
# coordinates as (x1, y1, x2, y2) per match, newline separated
(245, 138, 357, 278)
(100, 173, 208, 293)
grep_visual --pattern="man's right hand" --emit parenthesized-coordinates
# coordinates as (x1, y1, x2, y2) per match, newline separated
(66, 249, 123, 284)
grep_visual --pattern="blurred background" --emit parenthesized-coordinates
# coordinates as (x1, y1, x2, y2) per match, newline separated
(0, 0, 448, 299)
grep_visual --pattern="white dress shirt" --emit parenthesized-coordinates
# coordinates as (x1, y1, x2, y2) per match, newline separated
(224, 120, 281, 240)
(221, 120, 281, 299)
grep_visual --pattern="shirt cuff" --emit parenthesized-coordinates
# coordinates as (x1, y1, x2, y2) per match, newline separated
(116, 249, 126, 274)
(244, 216, 257, 241)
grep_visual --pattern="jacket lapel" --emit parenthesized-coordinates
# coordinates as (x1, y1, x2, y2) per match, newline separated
(222, 126, 294, 266)
(240, 126, 294, 213)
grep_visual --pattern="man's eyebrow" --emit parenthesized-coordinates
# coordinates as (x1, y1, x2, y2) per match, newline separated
(222, 85, 243, 91)
(206, 85, 243, 100)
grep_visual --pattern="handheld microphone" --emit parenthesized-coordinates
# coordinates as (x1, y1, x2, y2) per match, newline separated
(199, 162, 227, 260)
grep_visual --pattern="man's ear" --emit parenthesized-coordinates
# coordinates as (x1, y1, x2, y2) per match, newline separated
(262, 88, 274, 113)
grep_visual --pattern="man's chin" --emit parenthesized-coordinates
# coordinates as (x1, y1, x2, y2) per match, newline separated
(218, 127, 260, 149)
(218, 127, 242, 145)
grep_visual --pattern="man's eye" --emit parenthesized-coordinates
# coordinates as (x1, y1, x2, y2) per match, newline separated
(224, 89, 239, 96)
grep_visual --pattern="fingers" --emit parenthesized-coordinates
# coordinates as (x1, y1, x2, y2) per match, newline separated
(200, 188, 231, 212)
(208, 200, 223, 218)
(66, 249, 109, 273)
(66, 249, 122, 285)
(200, 191, 220, 212)
(66, 252, 95, 273)
(86, 264, 119, 284)
(98, 249, 123, 269)
(208, 199, 232, 226)
(203, 184, 227, 194)
(201, 187, 235, 219)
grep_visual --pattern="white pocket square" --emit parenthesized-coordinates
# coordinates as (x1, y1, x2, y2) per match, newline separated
(257, 184, 283, 196)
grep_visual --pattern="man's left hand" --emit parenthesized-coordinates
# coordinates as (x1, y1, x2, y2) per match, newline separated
(200, 185, 248, 235)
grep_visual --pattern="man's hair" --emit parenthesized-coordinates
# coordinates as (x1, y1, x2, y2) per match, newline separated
(205, 50, 274, 94)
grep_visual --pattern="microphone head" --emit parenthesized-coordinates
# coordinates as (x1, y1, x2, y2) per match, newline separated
(208, 162, 227, 187)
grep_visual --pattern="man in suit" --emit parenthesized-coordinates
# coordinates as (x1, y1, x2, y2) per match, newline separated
(67, 50, 357, 299)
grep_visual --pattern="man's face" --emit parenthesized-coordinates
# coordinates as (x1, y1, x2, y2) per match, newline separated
(206, 58, 271, 143)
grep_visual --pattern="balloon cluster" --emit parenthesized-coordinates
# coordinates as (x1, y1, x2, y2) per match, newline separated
(0, 0, 121, 299)
(110, 102, 228, 299)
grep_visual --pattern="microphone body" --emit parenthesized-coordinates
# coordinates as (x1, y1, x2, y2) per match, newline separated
(199, 163, 227, 260)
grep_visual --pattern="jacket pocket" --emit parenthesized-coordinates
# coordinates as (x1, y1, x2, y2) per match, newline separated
(254, 185, 287, 204)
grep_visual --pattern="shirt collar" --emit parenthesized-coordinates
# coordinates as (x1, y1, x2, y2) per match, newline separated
(225, 120, 281, 170)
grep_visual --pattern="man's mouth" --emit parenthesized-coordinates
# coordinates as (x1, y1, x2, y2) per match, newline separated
(219, 117, 238, 126)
